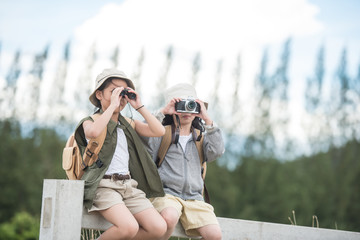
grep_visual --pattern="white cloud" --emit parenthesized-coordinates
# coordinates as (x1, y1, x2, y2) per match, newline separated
(69, 0, 322, 100)
(74, 0, 321, 51)
(65, 0, 324, 145)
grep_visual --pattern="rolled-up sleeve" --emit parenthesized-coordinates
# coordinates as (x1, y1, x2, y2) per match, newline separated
(203, 123, 225, 163)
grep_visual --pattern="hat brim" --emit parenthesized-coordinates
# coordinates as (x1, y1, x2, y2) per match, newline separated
(89, 75, 135, 108)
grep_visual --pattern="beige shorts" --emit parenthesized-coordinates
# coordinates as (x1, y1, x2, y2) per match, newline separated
(151, 194, 219, 236)
(89, 178, 153, 215)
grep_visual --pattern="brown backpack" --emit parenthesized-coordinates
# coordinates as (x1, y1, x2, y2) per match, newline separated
(156, 125, 210, 203)
(62, 114, 135, 180)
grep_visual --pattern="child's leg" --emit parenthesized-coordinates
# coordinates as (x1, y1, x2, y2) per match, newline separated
(98, 203, 139, 240)
(159, 207, 180, 240)
(197, 224, 222, 240)
(132, 207, 167, 240)
(151, 195, 182, 240)
(119, 179, 166, 239)
(179, 199, 221, 240)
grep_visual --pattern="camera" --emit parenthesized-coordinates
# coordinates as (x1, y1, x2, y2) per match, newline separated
(120, 89, 136, 100)
(175, 99, 200, 113)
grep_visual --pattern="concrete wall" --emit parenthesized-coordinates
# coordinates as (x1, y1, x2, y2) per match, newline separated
(39, 179, 360, 240)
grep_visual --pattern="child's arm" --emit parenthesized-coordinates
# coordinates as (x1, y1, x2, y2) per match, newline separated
(134, 107, 165, 137)
(125, 88, 165, 137)
(83, 87, 123, 139)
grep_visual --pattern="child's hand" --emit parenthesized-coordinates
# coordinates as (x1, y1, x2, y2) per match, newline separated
(195, 99, 212, 125)
(161, 98, 182, 115)
(110, 87, 124, 109)
(124, 88, 143, 110)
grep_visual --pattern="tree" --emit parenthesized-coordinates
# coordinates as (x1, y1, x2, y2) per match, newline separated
(221, 53, 243, 169)
(352, 58, 360, 140)
(17, 45, 49, 121)
(154, 46, 174, 109)
(244, 49, 275, 158)
(2, 50, 22, 118)
(304, 45, 330, 153)
(111, 45, 120, 68)
(208, 59, 223, 125)
(46, 41, 71, 124)
(270, 38, 292, 158)
(330, 47, 352, 146)
(305, 45, 324, 112)
(131, 47, 145, 96)
(6, 50, 22, 88)
(75, 42, 97, 116)
(0, 212, 40, 240)
(0, 120, 65, 223)
(191, 52, 201, 87)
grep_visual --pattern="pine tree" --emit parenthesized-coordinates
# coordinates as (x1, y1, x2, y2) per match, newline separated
(244, 49, 275, 158)
(271, 38, 292, 158)
(304, 45, 330, 153)
(154, 46, 173, 109)
(305, 45, 324, 112)
(75, 42, 97, 117)
(19, 45, 49, 121)
(46, 41, 71, 124)
(6, 50, 22, 88)
(111, 45, 120, 68)
(209, 59, 223, 123)
(131, 47, 145, 96)
(332, 47, 352, 145)
(191, 52, 201, 87)
(222, 53, 242, 168)
(3, 50, 22, 118)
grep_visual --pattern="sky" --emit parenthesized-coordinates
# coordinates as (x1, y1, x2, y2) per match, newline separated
(0, 0, 360, 144)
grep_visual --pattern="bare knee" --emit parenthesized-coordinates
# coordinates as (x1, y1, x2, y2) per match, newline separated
(124, 223, 139, 239)
(147, 219, 167, 238)
(114, 222, 139, 239)
(208, 230, 222, 240)
(161, 207, 179, 229)
(199, 224, 222, 240)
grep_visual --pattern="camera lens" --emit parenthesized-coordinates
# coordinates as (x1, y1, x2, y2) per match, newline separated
(186, 100, 196, 111)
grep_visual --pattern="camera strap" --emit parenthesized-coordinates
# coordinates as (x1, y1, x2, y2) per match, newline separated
(192, 126, 203, 142)
(172, 115, 181, 144)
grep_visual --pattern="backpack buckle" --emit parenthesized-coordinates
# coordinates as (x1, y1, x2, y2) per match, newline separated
(96, 159, 103, 168)
(85, 149, 94, 158)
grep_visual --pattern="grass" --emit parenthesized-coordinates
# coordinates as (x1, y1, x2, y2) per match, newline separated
(288, 210, 320, 228)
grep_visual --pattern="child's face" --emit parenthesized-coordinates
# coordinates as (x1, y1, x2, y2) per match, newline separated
(177, 113, 196, 126)
(97, 78, 129, 112)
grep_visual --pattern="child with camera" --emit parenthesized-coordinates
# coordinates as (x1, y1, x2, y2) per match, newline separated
(141, 83, 225, 240)
(74, 68, 167, 240)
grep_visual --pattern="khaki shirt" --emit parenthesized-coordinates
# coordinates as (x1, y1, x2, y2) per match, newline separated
(75, 113, 164, 209)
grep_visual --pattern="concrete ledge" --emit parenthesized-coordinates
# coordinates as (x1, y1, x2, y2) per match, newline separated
(82, 210, 360, 239)
(217, 217, 360, 240)
(82, 209, 192, 238)
(40, 180, 360, 240)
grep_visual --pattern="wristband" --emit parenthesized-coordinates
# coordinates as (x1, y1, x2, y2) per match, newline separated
(136, 105, 144, 111)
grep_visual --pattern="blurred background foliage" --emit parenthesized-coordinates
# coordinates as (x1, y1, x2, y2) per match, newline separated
(0, 38, 359, 239)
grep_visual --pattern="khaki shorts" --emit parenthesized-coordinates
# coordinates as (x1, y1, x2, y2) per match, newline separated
(89, 178, 153, 215)
(151, 194, 219, 236)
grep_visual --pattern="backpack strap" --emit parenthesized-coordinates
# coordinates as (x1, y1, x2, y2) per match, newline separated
(193, 128, 210, 203)
(156, 125, 172, 167)
(81, 115, 135, 171)
(81, 113, 107, 170)
(156, 125, 210, 203)
(194, 128, 205, 166)
(124, 116, 136, 129)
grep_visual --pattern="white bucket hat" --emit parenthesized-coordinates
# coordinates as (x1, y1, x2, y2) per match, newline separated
(89, 68, 135, 107)
(164, 83, 208, 109)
